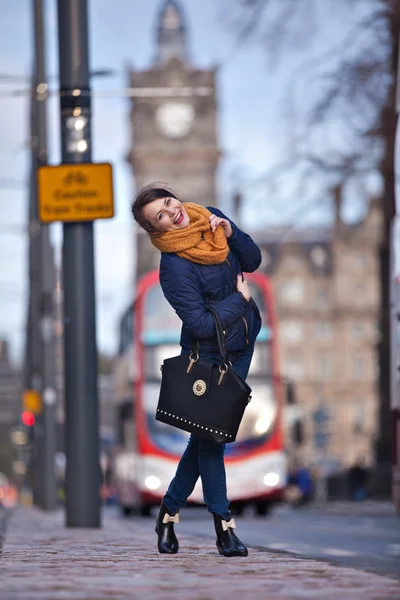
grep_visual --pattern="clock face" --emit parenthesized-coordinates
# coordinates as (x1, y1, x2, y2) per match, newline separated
(156, 102, 195, 138)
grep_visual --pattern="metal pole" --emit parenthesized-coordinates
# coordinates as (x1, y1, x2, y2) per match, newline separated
(30, 0, 58, 510)
(57, 0, 101, 527)
(26, 74, 43, 503)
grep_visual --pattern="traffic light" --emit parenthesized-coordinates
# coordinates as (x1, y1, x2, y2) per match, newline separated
(22, 389, 42, 415)
(22, 411, 35, 427)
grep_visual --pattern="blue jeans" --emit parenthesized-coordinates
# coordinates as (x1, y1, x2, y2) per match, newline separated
(163, 344, 254, 519)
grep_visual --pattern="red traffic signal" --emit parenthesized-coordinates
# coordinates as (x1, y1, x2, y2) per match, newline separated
(22, 411, 35, 427)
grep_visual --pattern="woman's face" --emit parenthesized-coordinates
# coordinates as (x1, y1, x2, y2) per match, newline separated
(142, 196, 190, 232)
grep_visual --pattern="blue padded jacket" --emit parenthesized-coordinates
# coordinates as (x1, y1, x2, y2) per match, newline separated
(159, 207, 262, 355)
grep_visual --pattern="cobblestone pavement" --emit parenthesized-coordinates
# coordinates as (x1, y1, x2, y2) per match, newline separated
(0, 507, 399, 600)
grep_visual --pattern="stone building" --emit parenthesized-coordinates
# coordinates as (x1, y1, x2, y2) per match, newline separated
(128, 0, 220, 278)
(254, 198, 382, 471)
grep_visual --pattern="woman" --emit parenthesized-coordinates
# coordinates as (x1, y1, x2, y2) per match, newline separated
(132, 184, 262, 557)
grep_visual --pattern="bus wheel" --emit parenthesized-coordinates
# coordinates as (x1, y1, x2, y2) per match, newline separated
(121, 506, 133, 517)
(255, 502, 271, 517)
(140, 504, 152, 518)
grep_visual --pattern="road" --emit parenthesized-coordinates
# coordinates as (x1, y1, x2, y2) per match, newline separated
(120, 502, 400, 580)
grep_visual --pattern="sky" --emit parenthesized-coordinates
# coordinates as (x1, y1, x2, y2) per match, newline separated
(0, 0, 375, 364)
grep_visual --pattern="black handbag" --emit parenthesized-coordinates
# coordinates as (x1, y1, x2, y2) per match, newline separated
(155, 308, 252, 443)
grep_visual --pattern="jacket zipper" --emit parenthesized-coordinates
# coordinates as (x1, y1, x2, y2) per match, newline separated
(225, 259, 234, 279)
(242, 316, 249, 346)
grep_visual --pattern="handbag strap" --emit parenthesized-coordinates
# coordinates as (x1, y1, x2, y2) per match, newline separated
(191, 307, 228, 366)
(207, 307, 228, 365)
(190, 260, 238, 365)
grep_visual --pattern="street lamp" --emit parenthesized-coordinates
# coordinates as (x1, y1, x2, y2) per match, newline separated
(65, 113, 89, 154)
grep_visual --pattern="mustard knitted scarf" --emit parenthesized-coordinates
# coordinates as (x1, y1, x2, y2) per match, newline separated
(150, 202, 229, 265)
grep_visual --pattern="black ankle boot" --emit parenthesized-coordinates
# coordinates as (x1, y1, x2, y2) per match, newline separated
(155, 503, 179, 554)
(213, 512, 248, 557)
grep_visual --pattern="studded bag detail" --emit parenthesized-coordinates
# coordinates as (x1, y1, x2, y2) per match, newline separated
(155, 308, 252, 443)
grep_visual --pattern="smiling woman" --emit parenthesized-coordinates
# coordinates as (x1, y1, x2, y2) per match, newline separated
(142, 192, 190, 232)
(130, 181, 263, 557)
(131, 185, 189, 232)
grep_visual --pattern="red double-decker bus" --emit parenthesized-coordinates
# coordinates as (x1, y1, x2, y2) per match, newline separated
(114, 269, 286, 516)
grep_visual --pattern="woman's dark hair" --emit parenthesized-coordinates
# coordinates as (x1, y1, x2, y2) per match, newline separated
(131, 183, 178, 232)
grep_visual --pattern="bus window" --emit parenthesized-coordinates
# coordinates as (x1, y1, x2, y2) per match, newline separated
(142, 285, 189, 455)
(233, 381, 277, 446)
(143, 285, 181, 339)
(143, 382, 190, 455)
(228, 281, 277, 455)
(145, 344, 181, 380)
(249, 281, 267, 322)
(118, 303, 134, 355)
(248, 342, 271, 376)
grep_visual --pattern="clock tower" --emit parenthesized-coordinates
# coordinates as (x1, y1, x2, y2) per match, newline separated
(128, 0, 221, 276)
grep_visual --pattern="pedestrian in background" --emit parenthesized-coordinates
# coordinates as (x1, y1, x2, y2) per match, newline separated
(347, 461, 369, 502)
(132, 184, 262, 556)
(285, 461, 313, 507)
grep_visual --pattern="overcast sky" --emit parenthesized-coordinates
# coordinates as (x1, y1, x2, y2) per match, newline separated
(0, 0, 372, 363)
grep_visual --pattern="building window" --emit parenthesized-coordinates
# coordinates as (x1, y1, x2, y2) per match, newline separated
(374, 360, 380, 380)
(261, 249, 272, 270)
(312, 404, 333, 450)
(314, 321, 333, 340)
(316, 353, 333, 381)
(354, 282, 367, 296)
(351, 321, 364, 339)
(354, 253, 368, 268)
(353, 403, 366, 434)
(279, 280, 305, 305)
(282, 256, 304, 271)
(353, 354, 364, 381)
(280, 321, 305, 343)
(315, 288, 329, 309)
(283, 356, 305, 381)
(310, 245, 329, 269)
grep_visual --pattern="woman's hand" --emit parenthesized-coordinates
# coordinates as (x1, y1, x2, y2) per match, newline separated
(209, 214, 233, 239)
(237, 274, 251, 301)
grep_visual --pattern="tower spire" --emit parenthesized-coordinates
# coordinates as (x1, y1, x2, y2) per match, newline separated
(155, 0, 188, 66)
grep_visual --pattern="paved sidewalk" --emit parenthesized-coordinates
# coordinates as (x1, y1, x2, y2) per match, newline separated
(0, 508, 399, 600)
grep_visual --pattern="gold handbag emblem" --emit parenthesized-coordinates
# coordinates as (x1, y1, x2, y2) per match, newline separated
(193, 379, 206, 396)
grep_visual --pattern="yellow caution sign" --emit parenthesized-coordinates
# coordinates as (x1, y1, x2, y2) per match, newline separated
(22, 389, 43, 414)
(37, 162, 114, 223)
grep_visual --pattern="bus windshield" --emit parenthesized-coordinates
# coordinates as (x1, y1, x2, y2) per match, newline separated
(141, 281, 277, 456)
(143, 285, 181, 345)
